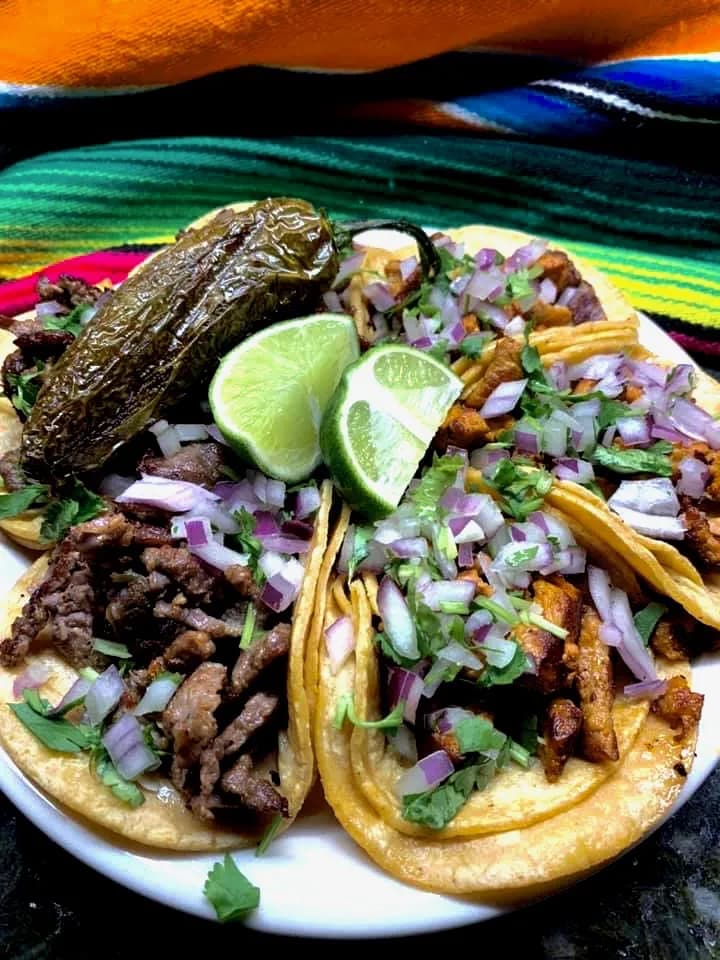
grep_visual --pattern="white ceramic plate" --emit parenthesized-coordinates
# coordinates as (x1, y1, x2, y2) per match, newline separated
(1, 236, 718, 938)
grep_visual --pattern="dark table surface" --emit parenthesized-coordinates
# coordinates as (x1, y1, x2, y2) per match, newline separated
(1, 764, 719, 960)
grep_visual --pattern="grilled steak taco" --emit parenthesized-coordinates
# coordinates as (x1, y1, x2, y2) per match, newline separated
(310, 451, 708, 892)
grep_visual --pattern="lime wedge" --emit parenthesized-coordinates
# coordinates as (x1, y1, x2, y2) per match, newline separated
(209, 313, 360, 482)
(320, 344, 462, 518)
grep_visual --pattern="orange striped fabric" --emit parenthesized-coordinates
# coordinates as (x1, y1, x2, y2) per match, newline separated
(2, 1, 720, 88)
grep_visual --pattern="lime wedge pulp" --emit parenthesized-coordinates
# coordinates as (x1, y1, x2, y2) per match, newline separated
(320, 343, 462, 519)
(209, 313, 360, 482)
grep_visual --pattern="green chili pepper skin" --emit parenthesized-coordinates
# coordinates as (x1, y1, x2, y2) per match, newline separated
(21, 198, 338, 482)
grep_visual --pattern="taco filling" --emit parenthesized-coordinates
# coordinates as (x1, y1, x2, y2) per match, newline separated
(0, 446, 324, 826)
(327, 451, 707, 832)
(429, 332, 720, 575)
(329, 230, 611, 357)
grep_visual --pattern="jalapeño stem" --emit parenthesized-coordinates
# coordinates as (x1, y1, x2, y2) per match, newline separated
(335, 219, 442, 282)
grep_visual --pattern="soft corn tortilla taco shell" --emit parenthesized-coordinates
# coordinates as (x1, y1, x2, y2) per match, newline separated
(0, 481, 331, 850)
(314, 579, 698, 897)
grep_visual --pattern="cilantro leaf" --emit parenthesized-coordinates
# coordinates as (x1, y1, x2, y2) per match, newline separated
(39, 481, 105, 543)
(408, 454, 463, 520)
(375, 631, 417, 669)
(0, 484, 49, 520)
(459, 334, 492, 358)
(239, 604, 257, 650)
(43, 303, 90, 337)
(334, 694, 404, 732)
(634, 602, 668, 646)
(7, 363, 45, 416)
(92, 638, 132, 659)
(204, 854, 260, 922)
(486, 459, 552, 520)
(520, 342, 547, 387)
(478, 643, 529, 687)
(348, 524, 374, 579)
(229, 508, 263, 582)
(402, 762, 492, 830)
(505, 544, 539, 568)
(255, 813, 283, 857)
(455, 716, 507, 755)
(9, 693, 95, 753)
(592, 443, 672, 477)
(517, 714, 540, 755)
(91, 748, 145, 808)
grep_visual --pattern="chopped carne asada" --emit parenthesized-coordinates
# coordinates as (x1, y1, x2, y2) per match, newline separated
(576, 606, 619, 763)
(539, 698, 583, 782)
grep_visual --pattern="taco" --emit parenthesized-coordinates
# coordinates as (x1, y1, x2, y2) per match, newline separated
(311, 453, 708, 893)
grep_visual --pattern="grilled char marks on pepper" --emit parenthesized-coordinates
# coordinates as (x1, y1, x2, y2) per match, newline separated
(20, 199, 338, 483)
(2, 507, 297, 823)
(539, 698, 583, 782)
(577, 606, 619, 763)
(652, 675, 704, 741)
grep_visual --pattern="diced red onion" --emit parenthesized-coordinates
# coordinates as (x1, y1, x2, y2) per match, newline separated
(134, 675, 181, 716)
(567, 354, 623, 383)
(378, 577, 419, 659)
(85, 665, 125, 726)
(36, 299, 64, 317)
(261, 570, 302, 613)
(100, 473, 136, 498)
(458, 541, 474, 568)
(282, 519, 314, 541)
(608, 478, 680, 518)
(265, 479, 286, 509)
(333, 252, 365, 289)
(12, 662, 50, 699)
(388, 537, 429, 559)
(192, 541, 253, 570)
(466, 267, 505, 301)
(439, 641, 483, 671)
(475, 248, 498, 269)
(117, 475, 219, 513)
(669, 397, 720, 449)
(599, 623, 623, 647)
(470, 447, 510, 476)
(616, 416, 651, 447)
(184, 516, 213, 547)
(154, 425, 182, 457)
(294, 486, 321, 519)
(542, 419, 567, 458)
(103, 713, 160, 781)
(505, 238, 547, 271)
(609, 506, 685, 541)
(492, 541, 554, 575)
(396, 750, 455, 797)
(539, 277, 557, 303)
(399, 255, 418, 280)
(388, 724, 418, 763)
(528, 511, 549, 534)
(205, 424, 229, 446)
(440, 318, 466, 346)
(325, 616, 356, 675)
(666, 364, 694, 396)
(480, 634, 518, 668)
(505, 316, 526, 337)
(363, 282, 396, 312)
(422, 579, 476, 611)
(651, 424, 688, 445)
(258, 550, 284, 580)
(510, 525, 526, 542)
(465, 609, 492, 637)
(474, 301, 509, 330)
(627, 359, 667, 387)
(389, 668, 425, 725)
(602, 425, 617, 448)
(449, 518, 485, 544)
(557, 285, 578, 307)
(547, 361, 569, 391)
(553, 458, 595, 483)
(479, 378, 527, 419)
(624, 678, 668, 699)
(548, 545, 587, 575)
(322, 290, 343, 313)
(677, 457, 709, 499)
(609, 588, 657, 681)
(515, 422, 541, 454)
(587, 565, 612, 621)
(174, 423, 210, 442)
(48, 677, 92, 716)
(259, 535, 311, 555)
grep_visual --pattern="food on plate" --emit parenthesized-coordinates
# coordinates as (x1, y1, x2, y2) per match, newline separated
(0, 463, 332, 848)
(310, 449, 707, 891)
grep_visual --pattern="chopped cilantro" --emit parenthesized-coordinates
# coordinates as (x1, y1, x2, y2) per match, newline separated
(517, 714, 540, 755)
(92, 638, 131, 659)
(333, 694, 404, 732)
(459, 334, 492, 358)
(486, 459, 552, 520)
(477, 642, 529, 687)
(39, 480, 105, 543)
(7, 362, 45, 416)
(348, 524, 375, 579)
(229, 508, 263, 582)
(455, 715, 506, 755)
(401, 762, 488, 830)
(239, 604, 257, 650)
(9, 690, 95, 753)
(204, 854, 260, 922)
(508, 739, 531, 767)
(43, 303, 91, 337)
(520, 342, 547, 387)
(408, 454, 463, 520)
(633, 602, 668, 646)
(256, 813, 284, 857)
(375, 631, 417, 669)
(592, 443, 672, 477)
(505, 544, 539, 568)
(0, 484, 49, 520)
(90, 748, 144, 808)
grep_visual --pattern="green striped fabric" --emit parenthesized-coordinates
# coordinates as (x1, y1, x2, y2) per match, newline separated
(1, 136, 718, 341)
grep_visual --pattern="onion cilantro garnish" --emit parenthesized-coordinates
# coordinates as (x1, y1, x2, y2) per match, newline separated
(204, 854, 260, 922)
